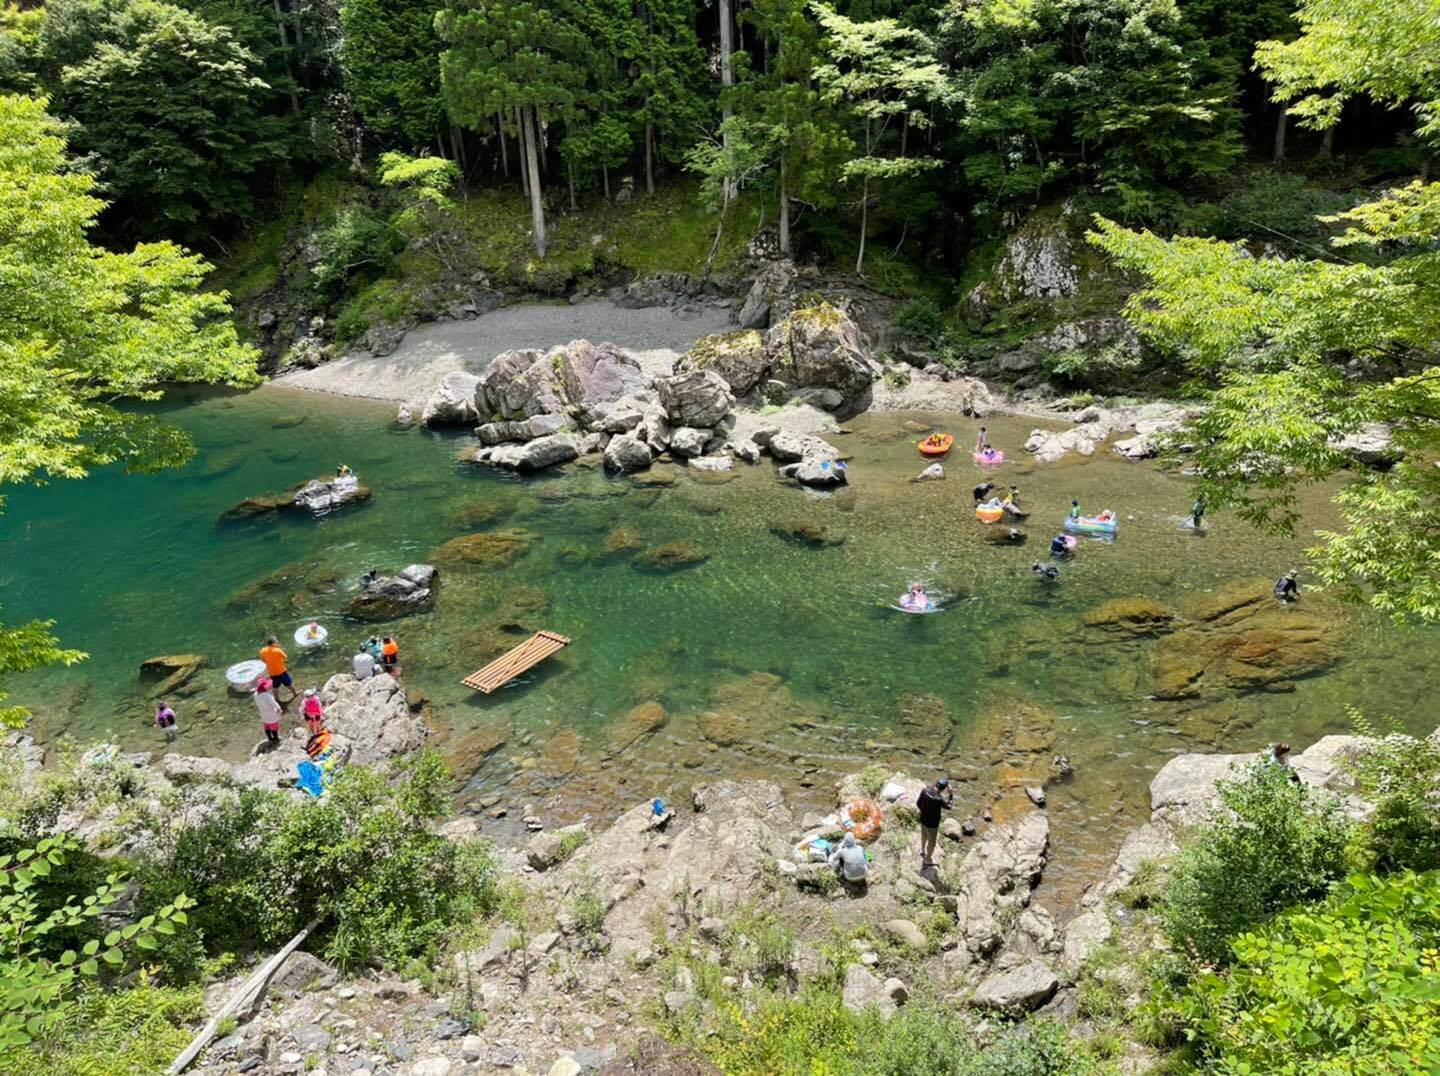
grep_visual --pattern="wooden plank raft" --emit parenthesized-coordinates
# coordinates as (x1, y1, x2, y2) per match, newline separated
(462, 629, 571, 694)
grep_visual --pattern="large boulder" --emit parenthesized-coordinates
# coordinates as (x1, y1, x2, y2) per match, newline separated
(474, 348, 562, 420)
(783, 456, 848, 488)
(475, 413, 570, 446)
(971, 960, 1059, 1013)
(161, 754, 232, 785)
(554, 340, 649, 410)
(320, 672, 427, 765)
(481, 433, 581, 472)
(668, 426, 712, 458)
(767, 433, 840, 463)
(139, 653, 209, 697)
(421, 371, 482, 427)
(604, 433, 653, 474)
(737, 260, 796, 329)
(655, 369, 734, 428)
(675, 331, 769, 396)
(842, 964, 897, 1020)
(764, 304, 880, 403)
(345, 564, 437, 620)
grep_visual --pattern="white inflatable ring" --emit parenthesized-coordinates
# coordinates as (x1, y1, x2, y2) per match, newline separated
(294, 623, 329, 648)
(225, 659, 267, 691)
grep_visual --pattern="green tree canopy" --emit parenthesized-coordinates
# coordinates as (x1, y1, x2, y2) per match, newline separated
(50, 0, 288, 236)
(340, 0, 446, 152)
(0, 93, 259, 723)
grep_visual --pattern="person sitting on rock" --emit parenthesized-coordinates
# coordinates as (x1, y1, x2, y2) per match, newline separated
(360, 567, 380, 587)
(829, 832, 869, 887)
(353, 643, 377, 681)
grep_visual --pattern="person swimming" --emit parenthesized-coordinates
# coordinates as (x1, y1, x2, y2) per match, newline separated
(973, 480, 996, 503)
(1050, 534, 1071, 558)
(1032, 562, 1059, 581)
(901, 583, 930, 609)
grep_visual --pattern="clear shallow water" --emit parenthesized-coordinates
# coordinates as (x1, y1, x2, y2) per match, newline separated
(4, 387, 1437, 903)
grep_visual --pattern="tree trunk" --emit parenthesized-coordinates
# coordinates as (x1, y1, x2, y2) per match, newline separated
(719, 0, 735, 202)
(779, 153, 791, 257)
(523, 106, 547, 259)
(271, 0, 301, 114)
(603, 163, 611, 201)
(1272, 107, 1287, 165)
(1319, 126, 1334, 161)
(855, 174, 869, 277)
(567, 162, 576, 210)
(498, 113, 509, 178)
(451, 126, 467, 172)
(701, 207, 726, 290)
(645, 121, 655, 195)
(516, 107, 530, 197)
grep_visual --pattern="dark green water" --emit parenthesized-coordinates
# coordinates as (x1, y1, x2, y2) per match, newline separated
(4, 386, 1436, 897)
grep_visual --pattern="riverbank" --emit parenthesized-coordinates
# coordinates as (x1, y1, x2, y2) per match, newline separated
(3, 707, 1415, 1075)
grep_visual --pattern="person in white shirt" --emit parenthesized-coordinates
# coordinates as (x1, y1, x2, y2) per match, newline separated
(353, 644, 376, 680)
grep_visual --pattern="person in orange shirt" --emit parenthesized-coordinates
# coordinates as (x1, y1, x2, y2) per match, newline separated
(379, 635, 400, 675)
(259, 636, 295, 702)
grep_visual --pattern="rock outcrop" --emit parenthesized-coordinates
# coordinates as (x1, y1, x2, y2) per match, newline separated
(420, 371, 481, 427)
(674, 331, 769, 396)
(603, 433, 653, 474)
(477, 433, 581, 472)
(223, 475, 370, 521)
(345, 564, 437, 620)
(763, 304, 881, 405)
(655, 369, 735, 428)
(737, 260, 796, 330)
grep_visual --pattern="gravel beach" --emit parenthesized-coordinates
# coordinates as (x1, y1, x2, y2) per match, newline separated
(274, 299, 735, 406)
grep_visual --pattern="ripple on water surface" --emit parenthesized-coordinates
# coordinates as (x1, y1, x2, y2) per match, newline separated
(4, 386, 1437, 904)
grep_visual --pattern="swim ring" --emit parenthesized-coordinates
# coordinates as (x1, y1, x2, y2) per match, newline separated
(973, 450, 1004, 466)
(294, 622, 329, 648)
(897, 592, 936, 613)
(1063, 511, 1118, 537)
(225, 659, 267, 692)
(976, 499, 1006, 524)
(843, 797, 884, 843)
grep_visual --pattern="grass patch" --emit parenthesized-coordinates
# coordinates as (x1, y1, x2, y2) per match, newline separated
(4, 984, 204, 1076)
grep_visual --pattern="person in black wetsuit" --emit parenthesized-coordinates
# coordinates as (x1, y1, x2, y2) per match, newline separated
(1049, 534, 1071, 558)
(1190, 496, 1207, 530)
(1275, 569, 1300, 602)
(1032, 562, 1059, 581)
(916, 778, 954, 867)
(973, 480, 996, 503)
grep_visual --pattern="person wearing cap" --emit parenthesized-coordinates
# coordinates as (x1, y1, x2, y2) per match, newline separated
(916, 777, 955, 868)
(828, 832, 870, 888)
(253, 678, 282, 747)
(1274, 569, 1300, 603)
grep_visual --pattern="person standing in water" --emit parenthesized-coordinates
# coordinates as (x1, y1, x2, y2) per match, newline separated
(155, 701, 177, 741)
(253, 678, 283, 747)
(259, 636, 295, 703)
(1032, 562, 1059, 581)
(916, 778, 954, 868)
(973, 480, 996, 504)
(1069, 498, 1081, 520)
(1275, 569, 1300, 603)
(975, 427, 987, 453)
(1190, 496, 1207, 530)
(1003, 485, 1022, 512)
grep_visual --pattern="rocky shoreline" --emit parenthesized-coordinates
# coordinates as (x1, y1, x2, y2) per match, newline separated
(3, 665, 1411, 1075)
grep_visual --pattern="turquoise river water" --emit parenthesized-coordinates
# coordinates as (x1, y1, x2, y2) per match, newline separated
(3, 386, 1436, 899)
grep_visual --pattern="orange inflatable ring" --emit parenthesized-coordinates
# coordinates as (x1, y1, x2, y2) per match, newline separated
(844, 797, 884, 842)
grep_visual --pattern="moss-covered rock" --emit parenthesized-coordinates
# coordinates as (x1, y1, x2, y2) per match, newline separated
(675, 329, 768, 395)
(429, 529, 538, 568)
(635, 540, 708, 571)
(1080, 597, 1178, 636)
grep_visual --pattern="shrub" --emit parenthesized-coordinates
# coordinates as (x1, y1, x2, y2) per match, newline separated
(1350, 714, 1440, 873)
(1168, 870, 1440, 1074)
(856, 765, 889, 798)
(1159, 759, 1354, 964)
(142, 752, 499, 972)
(3, 982, 203, 1076)
(894, 297, 945, 342)
(311, 205, 398, 296)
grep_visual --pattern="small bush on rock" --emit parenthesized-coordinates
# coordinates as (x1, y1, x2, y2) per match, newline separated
(1159, 760, 1354, 965)
(1350, 714, 1440, 873)
(142, 752, 498, 971)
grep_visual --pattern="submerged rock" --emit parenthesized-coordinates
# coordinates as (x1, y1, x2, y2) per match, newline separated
(430, 530, 537, 568)
(770, 520, 842, 547)
(606, 702, 668, 755)
(1080, 597, 1178, 636)
(635, 541, 708, 571)
(222, 476, 370, 521)
(601, 526, 644, 557)
(138, 654, 209, 698)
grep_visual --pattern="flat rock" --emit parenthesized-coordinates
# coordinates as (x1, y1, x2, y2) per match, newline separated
(971, 960, 1059, 1013)
(842, 963, 896, 1019)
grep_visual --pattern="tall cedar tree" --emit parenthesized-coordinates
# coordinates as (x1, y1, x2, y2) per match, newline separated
(438, 0, 589, 257)
(341, 0, 446, 152)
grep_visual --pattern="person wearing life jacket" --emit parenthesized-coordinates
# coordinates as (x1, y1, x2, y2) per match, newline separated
(305, 724, 333, 761)
(301, 688, 325, 732)
(380, 635, 399, 673)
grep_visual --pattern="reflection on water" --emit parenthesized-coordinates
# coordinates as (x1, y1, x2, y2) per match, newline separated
(4, 386, 1437, 905)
